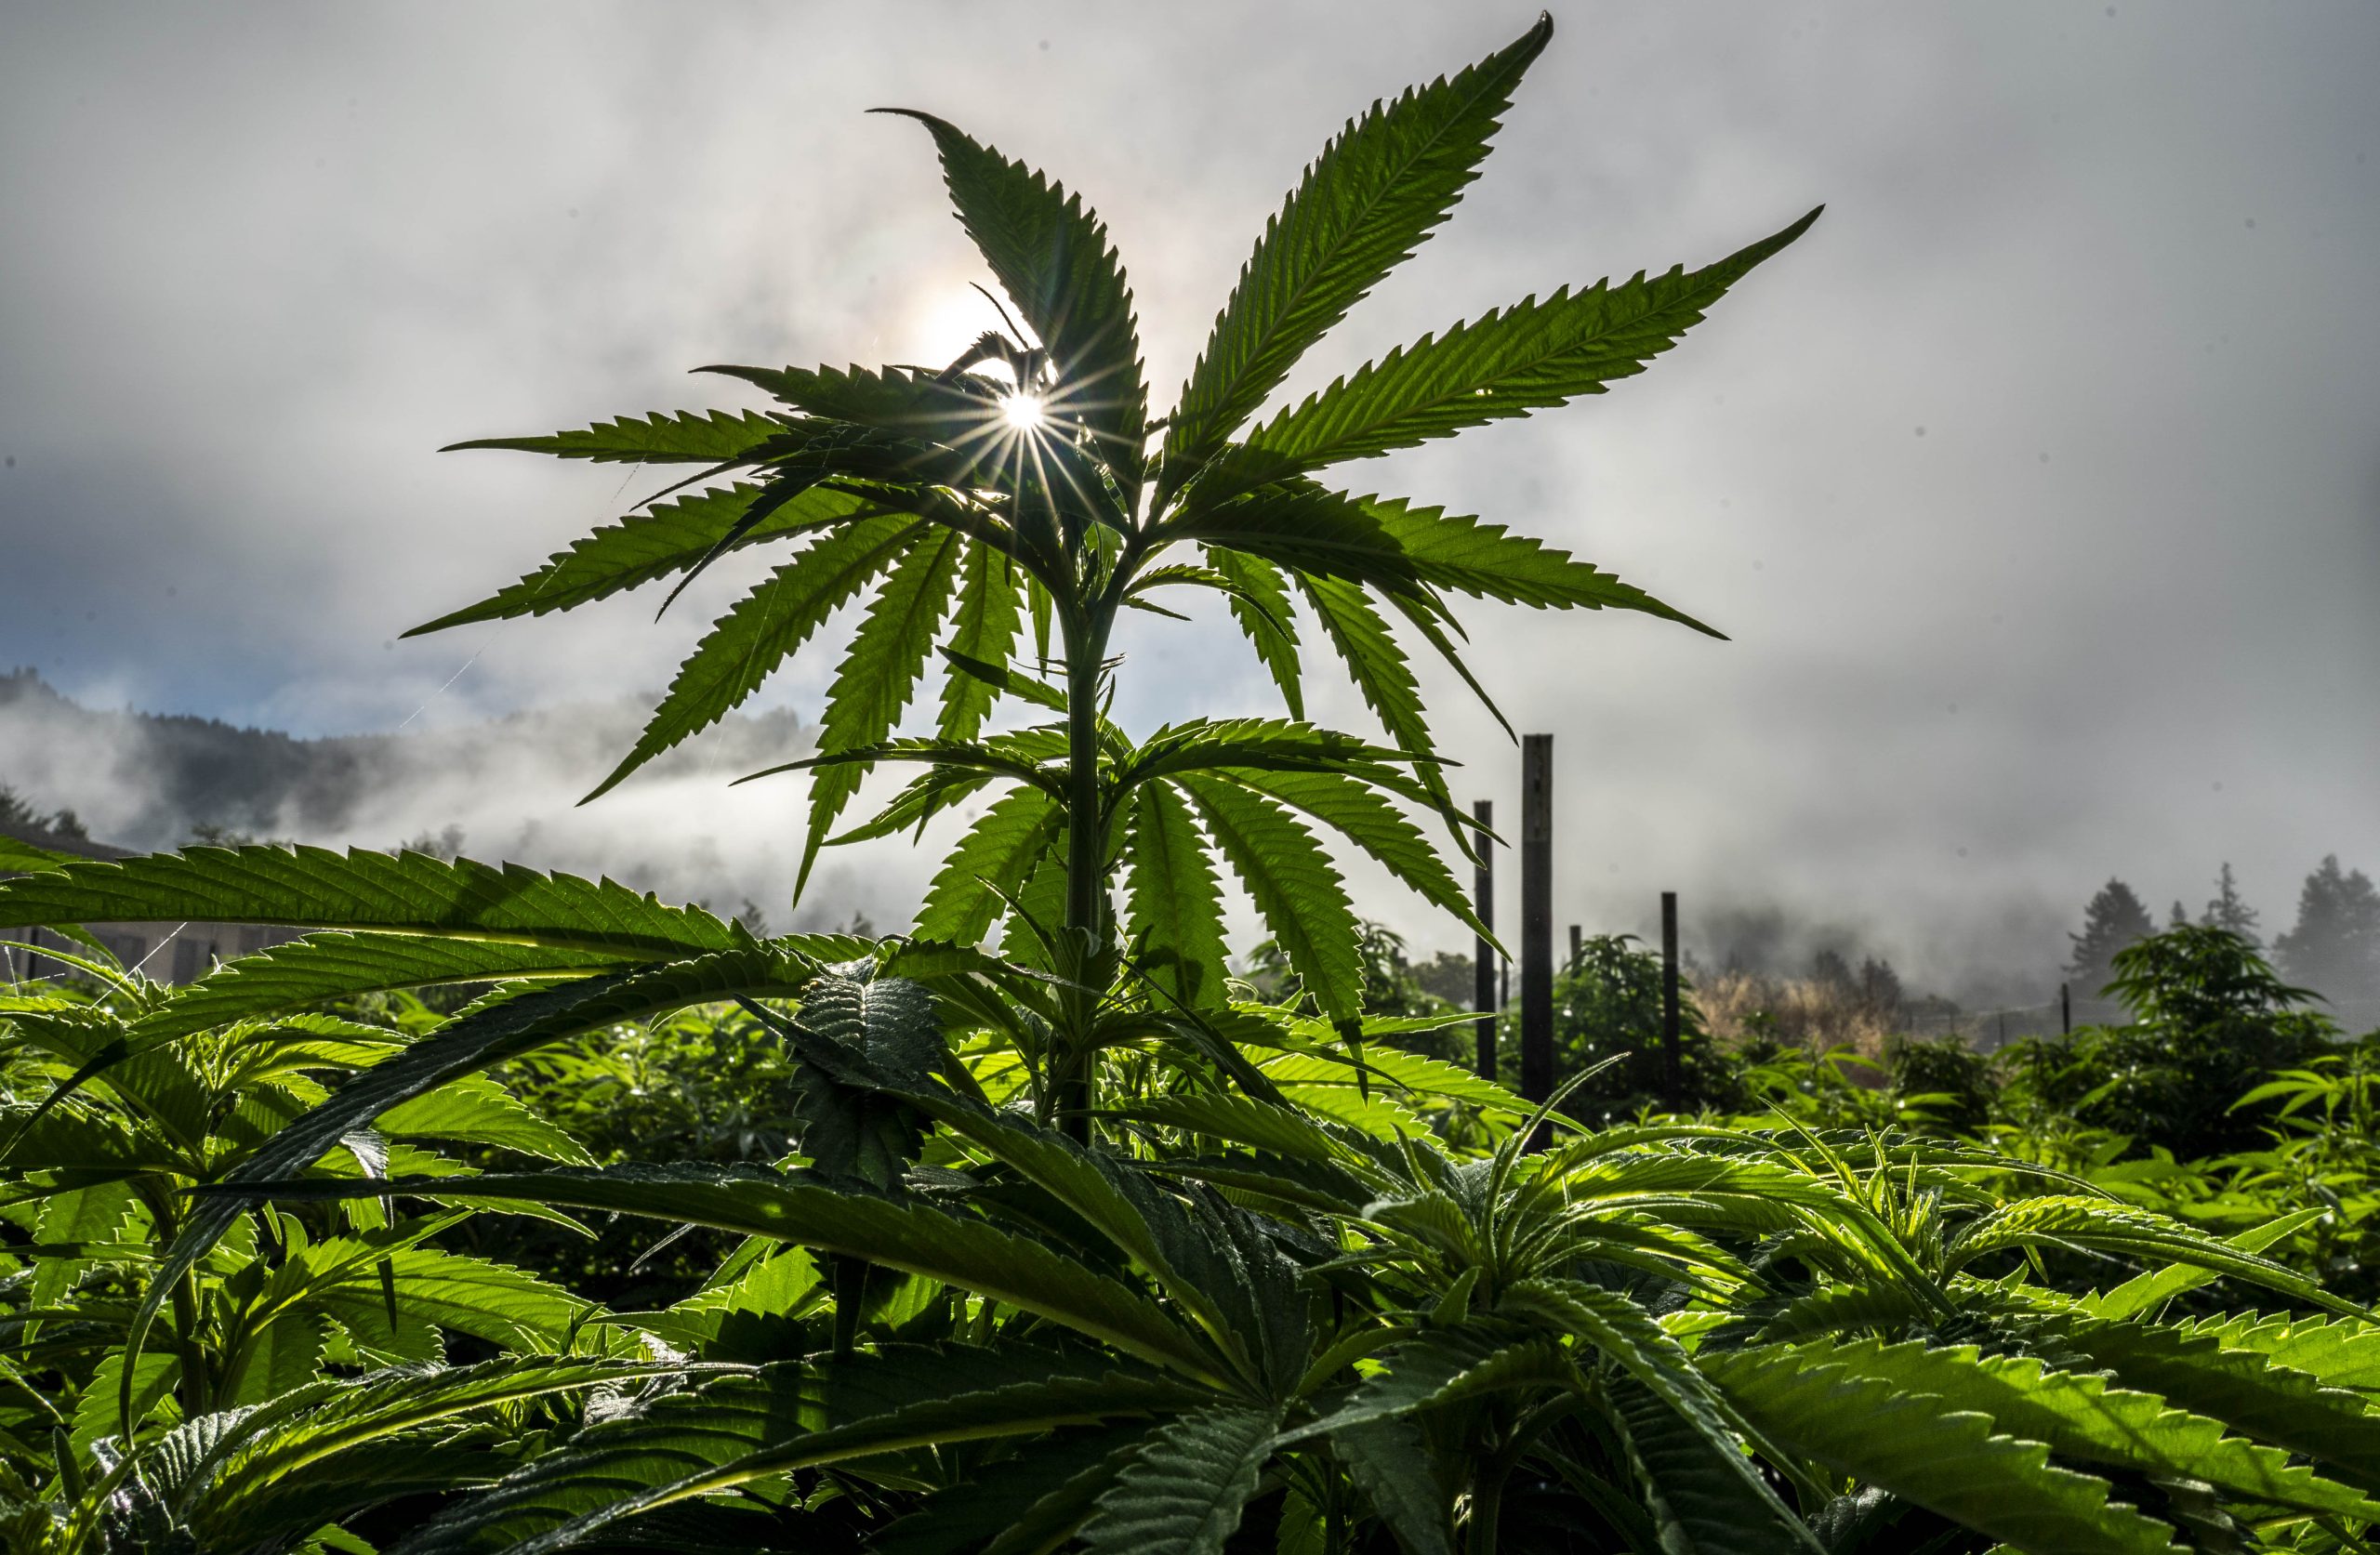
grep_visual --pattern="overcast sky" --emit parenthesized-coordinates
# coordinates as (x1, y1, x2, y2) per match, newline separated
(3, 3, 2375, 995)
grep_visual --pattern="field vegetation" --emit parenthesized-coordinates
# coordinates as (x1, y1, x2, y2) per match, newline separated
(5, 17, 2378, 1554)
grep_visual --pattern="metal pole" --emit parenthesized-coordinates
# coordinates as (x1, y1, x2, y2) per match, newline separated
(1521, 735, 1554, 1140)
(1660, 890, 1683, 1104)
(2060, 982, 2070, 1034)
(1472, 800, 1496, 1081)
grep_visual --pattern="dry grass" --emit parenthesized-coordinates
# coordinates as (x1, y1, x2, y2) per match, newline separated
(1696, 969, 1902, 1057)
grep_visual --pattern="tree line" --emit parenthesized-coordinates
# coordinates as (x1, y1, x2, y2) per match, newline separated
(2069, 855, 2380, 1008)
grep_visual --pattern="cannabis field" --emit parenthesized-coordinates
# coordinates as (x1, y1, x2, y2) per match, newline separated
(8, 17, 2380, 1554)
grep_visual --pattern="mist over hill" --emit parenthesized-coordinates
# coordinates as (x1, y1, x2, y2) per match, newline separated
(0, 666, 849, 927)
(9, 667, 2370, 1028)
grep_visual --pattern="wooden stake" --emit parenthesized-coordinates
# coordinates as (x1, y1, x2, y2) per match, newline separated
(1660, 890, 1683, 1104)
(1522, 736, 1554, 1136)
(1473, 799, 1496, 1080)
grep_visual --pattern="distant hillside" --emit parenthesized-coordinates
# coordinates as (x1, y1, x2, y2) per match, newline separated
(0, 666, 813, 854)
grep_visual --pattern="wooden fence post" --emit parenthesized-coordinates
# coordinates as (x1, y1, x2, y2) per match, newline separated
(1473, 799, 1496, 1081)
(1660, 890, 1683, 1104)
(1568, 923, 1582, 968)
(1521, 736, 1554, 1140)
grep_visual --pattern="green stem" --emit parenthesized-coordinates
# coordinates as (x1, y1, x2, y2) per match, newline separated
(132, 1180, 212, 1422)
(1052, 598, 1114, 1143)
(1467, 1397, 1577, 1555)
(1467, 1461, 1506, 1555)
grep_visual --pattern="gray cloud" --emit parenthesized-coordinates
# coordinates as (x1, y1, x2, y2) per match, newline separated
(4, 3, 2375, 999)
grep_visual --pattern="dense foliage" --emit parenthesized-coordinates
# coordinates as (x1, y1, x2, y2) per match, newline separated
(4, 17, 2376, 1555)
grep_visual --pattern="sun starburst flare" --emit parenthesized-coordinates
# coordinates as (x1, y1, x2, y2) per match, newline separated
(998, 392, 1046, 432)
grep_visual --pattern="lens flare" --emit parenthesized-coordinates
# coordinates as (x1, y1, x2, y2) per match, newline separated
(998, 393, 1047, 432)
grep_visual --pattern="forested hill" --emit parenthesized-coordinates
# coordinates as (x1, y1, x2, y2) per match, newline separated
(0, 666, 811, 853)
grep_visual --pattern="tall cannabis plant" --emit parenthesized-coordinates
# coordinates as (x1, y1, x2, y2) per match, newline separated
(403, 11, 1810, 1133)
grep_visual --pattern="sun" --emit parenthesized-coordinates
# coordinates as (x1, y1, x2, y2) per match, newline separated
(998, 392, 1047, 433)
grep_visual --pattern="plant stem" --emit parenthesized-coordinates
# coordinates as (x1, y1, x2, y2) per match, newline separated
(1053, 593, 1115, 1143)
(134, 1181, 212, 1420)
(1466, 1464, 1505, 1555)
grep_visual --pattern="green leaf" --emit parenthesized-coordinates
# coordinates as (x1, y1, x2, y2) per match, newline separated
(938, 545, 1025, 743)
(942, 643, 1065, 716)
(1339, 1046, 1533, 1119)
(405, 481, 882, 637)
(1125, 781, 1230, 1010)
(1078, 1403, 1285, 1555)
(0, 836, 69, 874)
(376, 1074, 595, 1166)
(1364, 494, 1719, 634)
(1283, 1324, 1561, 1443)
(1950, 1195, 2359, 1317)
(2077, 1207, 2321, 1321)
(1175, 774, 1363, 1024)
(779, 970, 942, 1188)
(1335, 1417, 1450, 1555)
(1164, 16, 1553, 483)
(1239, 208, 1820, 469)
(73, 1349, 179, 1454)
(880, 111, 1147, 483)
(290, 1241, 592, 1353)
(1295, 574, 1456, 828)
(131, 933, 644, 1046)
(278, 1166, 1229, 1385)
(130, 947, 826, 1410)
(1175, 481, 1429, 599)
(1699, 1343, 2188, 1555)
(2036, 1315, 2380, 1496)
(180, 1357, 695, 1547)
(402, 1348, 1200, 1555)
(1123, 718, 1421, 788)
(0, 845, 742, 954)
(1609, 1374, 1815, 1555)
(741, 733, 1064, 797)
(1504, 1277, 1818, 1548)
(1113, 1091, 1345, 1164)
(800, 527, 968, 892)
(585, 512, 917, 801)
(700, 361, 992, 438)
(1204, 549, 1302, 718)
(443, 409, 790, 464)
(916, 786, 1062, 946)
(828, 764, 999, 846)
(2183, 1311, 2380, 1395)
(1218, 768, 1486, 943)
(873, 1426, 1157, 1555)
(1786, 1335, 2380, 1522)
(220, 1310, 329, 1407)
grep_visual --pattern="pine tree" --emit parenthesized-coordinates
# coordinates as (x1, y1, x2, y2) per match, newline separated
(2169, 899, 2189, 929)
(2274, 854, 2380, 1007)
(2201, 861, 2260, 945)
(2067, 877, 2153, 997)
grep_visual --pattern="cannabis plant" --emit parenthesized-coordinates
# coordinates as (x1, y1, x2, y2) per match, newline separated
(0, 920, 698, 1553)
(6, 14, 2377, 1555)
(405, 9, 1813, 1135)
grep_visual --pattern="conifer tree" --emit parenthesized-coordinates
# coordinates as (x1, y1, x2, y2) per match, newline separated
(2201, 860, 2260, 944)
(2275, 853, 2380, 1006)
(2066, 876, 2153, 997)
